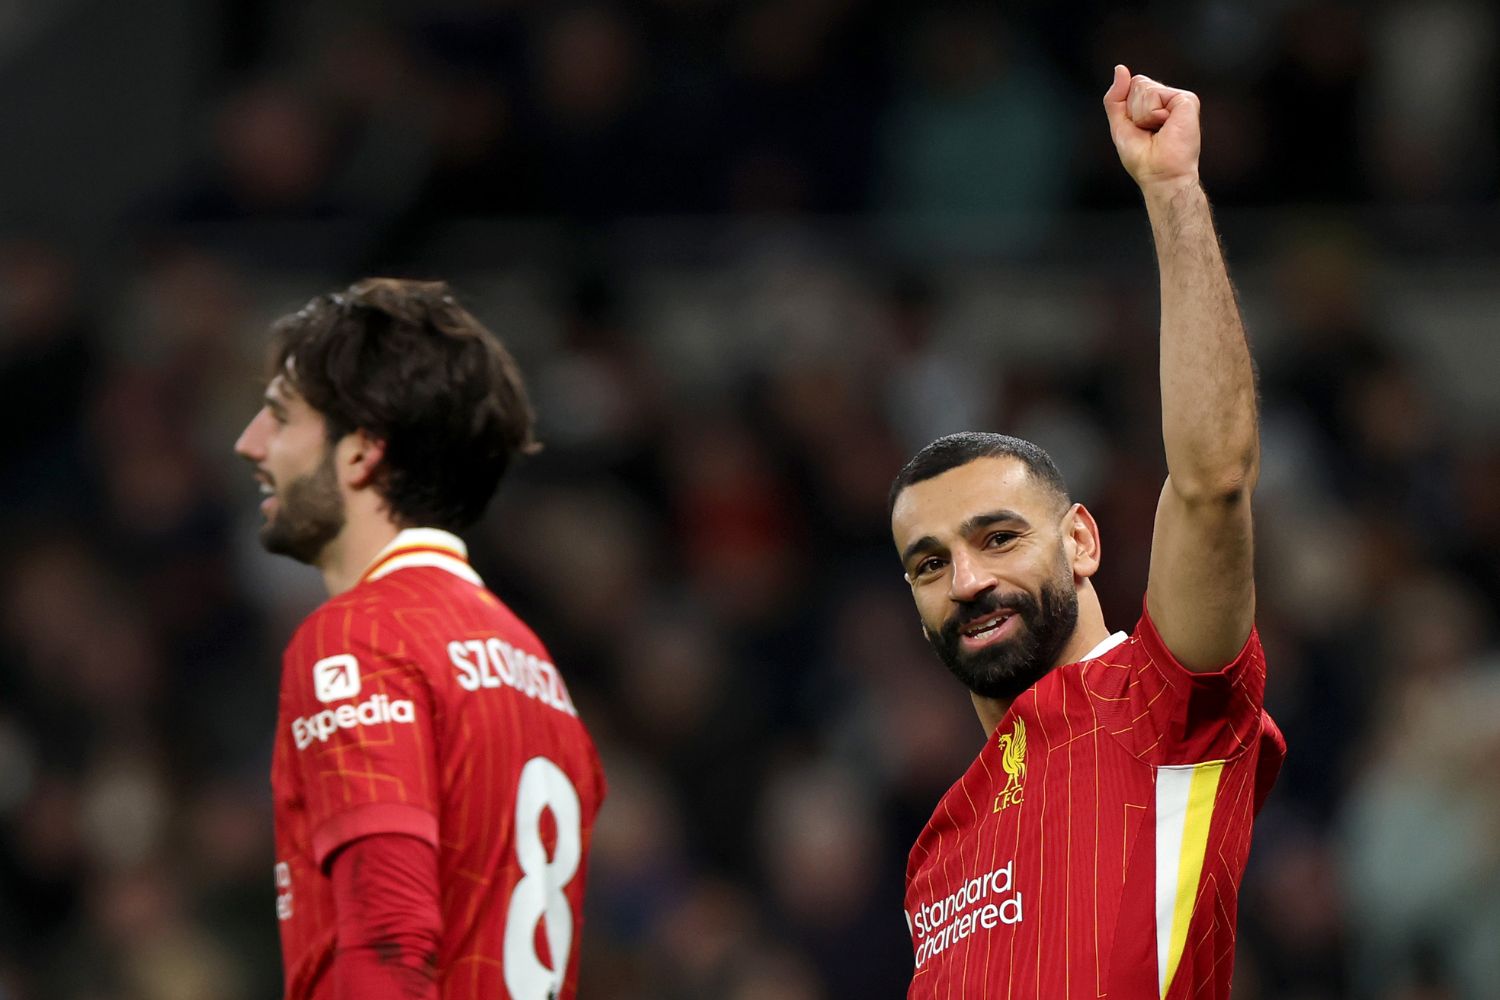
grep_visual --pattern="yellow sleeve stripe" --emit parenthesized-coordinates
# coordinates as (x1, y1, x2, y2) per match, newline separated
(1154, 760, 1224, 998)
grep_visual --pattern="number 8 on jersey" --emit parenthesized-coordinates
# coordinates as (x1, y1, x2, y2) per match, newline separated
(505, 757, 583, 1000)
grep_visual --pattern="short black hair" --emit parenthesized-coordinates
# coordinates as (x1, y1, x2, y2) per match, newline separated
(888, 432, 1070, 516)
(270, 277, 540, 532)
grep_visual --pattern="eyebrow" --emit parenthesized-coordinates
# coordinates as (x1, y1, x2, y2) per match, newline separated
(264, 373, 303, 409)
(900, 509, 1030, 568)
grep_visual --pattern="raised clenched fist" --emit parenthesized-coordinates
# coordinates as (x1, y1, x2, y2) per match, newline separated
(1103, 64, 1201, 192)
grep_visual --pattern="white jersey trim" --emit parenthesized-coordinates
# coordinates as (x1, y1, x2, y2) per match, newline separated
(362, 528, 482, 586)
(371, 527, 469, 561)
(369, 551, 483, 586)
(1082, 631, 1128, 661)
(1153, 759, 1226, 997)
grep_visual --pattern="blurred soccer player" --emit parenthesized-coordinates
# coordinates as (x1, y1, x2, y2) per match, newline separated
(889, 67, 1284, 998)
(235, 279, 605, 1000)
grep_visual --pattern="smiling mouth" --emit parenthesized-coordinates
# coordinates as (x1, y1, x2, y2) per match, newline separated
(962, 611, 1014, 639)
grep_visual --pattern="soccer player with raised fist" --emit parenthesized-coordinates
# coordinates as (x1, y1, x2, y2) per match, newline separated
(235, 279, 605, 1000)
(888, 67, 1284, 998)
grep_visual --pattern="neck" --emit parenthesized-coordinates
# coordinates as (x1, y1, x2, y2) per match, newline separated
(315, 513, 401, 596)
(971, 581, 1111, 735)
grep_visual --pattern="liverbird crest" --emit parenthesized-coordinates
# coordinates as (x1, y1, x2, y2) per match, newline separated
(993, 717, 1027, 813)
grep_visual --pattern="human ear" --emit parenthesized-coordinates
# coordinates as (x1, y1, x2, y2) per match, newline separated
(338, 430, 387, 490)
(1062, 503, 1102, 580)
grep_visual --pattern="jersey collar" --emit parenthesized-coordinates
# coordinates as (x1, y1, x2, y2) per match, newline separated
(359, 528, 483, 586)
(1081, 630, 1129, 661)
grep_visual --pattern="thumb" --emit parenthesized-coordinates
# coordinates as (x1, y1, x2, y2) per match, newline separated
(1102, 64, 1131, 123)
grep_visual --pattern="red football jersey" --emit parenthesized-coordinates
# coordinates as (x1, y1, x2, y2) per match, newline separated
(905, 604, 1284, 999)
(271, 529, 606, 1000)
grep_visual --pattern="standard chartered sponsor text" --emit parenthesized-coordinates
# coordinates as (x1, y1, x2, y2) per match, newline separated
(908, 860, 1023, 968)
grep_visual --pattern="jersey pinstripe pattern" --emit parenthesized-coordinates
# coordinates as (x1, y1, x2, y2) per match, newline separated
(905, 603, 1284, 999)
(272, 530, 605, 1000)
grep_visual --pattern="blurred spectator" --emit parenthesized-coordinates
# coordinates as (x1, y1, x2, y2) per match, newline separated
(877, 7, 1072, 248)
(874, 272, 996, 455)
(167, 79, 340, 224)
(756, 758, 910, 999)
(721, 0, 884, 213)
(0, 240, 96, 514)
(1263, 2, 1370, 202)
(1367, 1, 1499, 202)
(530, 5, 681, 218)
(1340, 573, 1500, 998)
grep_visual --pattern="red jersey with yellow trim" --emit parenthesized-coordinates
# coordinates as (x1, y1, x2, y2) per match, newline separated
(271, 528, 605, 1000)
(904, 604, 1284, 999)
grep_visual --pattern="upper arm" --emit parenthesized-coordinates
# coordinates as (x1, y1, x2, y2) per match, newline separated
(283, 609, 441, 864)
(1144, 475, 1256, 672)
(328, 834, 442, 1000)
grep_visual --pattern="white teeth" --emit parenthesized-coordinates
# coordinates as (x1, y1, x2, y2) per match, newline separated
(259, 483, 274, 497)
(967, 614, 1011, 637)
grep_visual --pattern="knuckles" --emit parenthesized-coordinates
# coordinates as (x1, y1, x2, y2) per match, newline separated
(1127, 82, 1200, 125)
(1105, 70, 1201, 128)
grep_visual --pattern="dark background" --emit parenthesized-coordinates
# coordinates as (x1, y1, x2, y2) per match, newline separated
(3, 1, 1499, 998)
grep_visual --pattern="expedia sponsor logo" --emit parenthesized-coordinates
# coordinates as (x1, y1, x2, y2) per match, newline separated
(313, 653, 360, 703)
(291, 693, 415, 750)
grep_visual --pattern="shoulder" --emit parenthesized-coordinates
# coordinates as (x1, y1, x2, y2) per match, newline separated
(282, 581, 420, 666)
(447, 578, 553, 658)
(1133, 603, 1266, 697)
(279, 588, 440, 713)
(306, 573, 557, 667)
(1026, 630, 1135, 708)
(1083, 604, 1265, 691)
(1074, 601, 1269, 765)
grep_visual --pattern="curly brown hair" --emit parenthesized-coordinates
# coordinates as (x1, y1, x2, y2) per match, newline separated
(270, 277, 540, 531)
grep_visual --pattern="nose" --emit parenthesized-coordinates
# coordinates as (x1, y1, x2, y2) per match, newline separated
(947, 545, 996, 603)
(235, 408, 269, 463)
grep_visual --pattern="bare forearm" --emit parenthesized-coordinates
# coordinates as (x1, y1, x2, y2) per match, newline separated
(1109, 65, 1259, 668)
(1145, 181, 1259, 499)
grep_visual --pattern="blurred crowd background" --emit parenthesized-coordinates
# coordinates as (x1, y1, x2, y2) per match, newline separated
(4, 1, 1500, 998)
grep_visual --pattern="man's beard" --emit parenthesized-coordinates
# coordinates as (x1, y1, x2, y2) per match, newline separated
(925, 567, 1080, 701)
(260, 448, 345, 565)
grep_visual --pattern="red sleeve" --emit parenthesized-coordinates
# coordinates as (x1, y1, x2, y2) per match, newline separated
(1253, 711, 1287, 815)
(330, 834, 442, 1000)
(281, 607, 441, 866)
(1087, 600, 1267, 766)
